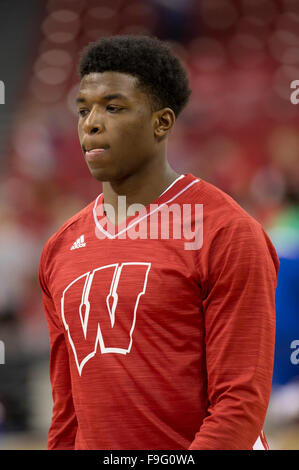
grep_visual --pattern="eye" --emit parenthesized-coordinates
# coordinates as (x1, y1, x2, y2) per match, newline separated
(78, 109, 89, 117)
(106, 105, 123, 113)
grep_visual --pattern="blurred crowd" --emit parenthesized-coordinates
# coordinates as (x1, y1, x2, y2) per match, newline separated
(0, 0, 299, 449)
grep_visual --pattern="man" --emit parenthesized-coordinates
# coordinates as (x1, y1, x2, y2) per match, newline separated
(38, 35, 279, 450)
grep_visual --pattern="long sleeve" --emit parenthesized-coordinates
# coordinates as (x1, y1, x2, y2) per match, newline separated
(189, 217, 279, 450)
(38, 246, 78, 450)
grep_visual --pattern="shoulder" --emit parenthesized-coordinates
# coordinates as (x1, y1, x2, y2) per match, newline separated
(186, 176, 280, 276)
(187, 174, 261, 233)
(187, 174, 279, 264)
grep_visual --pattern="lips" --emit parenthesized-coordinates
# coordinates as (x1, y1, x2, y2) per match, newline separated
(84, 147, 110, 164)
(86, 148, 106, 156)
(83, 143, 109, 153)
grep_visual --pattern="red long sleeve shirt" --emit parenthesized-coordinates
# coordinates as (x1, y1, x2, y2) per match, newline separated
(38, 173, 279, 450)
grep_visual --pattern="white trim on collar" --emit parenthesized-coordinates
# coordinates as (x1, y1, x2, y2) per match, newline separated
(93, 175, 200, 240)
(158, 174, 185, 198)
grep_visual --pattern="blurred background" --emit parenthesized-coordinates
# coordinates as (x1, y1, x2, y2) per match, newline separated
(0, 0, 298, 450)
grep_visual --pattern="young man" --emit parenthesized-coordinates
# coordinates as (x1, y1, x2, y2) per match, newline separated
(38, 35, 279, 450)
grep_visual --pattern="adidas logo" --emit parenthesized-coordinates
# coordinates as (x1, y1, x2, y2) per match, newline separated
(70, 235, 86, 250)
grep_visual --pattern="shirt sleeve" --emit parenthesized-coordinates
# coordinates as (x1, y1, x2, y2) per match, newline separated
(189, 217, 279, 450)
(38, 244, 78, 450)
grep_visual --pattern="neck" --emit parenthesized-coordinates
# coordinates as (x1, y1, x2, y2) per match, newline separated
(102, 156, 179, 223)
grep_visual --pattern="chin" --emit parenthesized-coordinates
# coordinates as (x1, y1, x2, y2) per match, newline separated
(89, 166, 123, 183)
(89, 168, 111, 182)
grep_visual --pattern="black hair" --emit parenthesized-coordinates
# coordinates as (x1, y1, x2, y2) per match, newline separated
(78, 35, 191, 117)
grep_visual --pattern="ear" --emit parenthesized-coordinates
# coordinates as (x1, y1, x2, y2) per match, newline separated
(153, 107, 176, 139)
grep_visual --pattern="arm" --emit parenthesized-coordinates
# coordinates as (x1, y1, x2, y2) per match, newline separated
(189, 217, 279, 450)
(39, 247, 78, 450)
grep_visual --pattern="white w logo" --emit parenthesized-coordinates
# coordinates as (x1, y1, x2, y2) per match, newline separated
(61, 262, 151, 375)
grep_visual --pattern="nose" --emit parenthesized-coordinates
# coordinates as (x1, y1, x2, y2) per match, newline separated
(83, 107, 103, 135)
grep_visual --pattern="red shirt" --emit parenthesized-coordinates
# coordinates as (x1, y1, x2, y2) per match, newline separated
(38, 173, 279, 450)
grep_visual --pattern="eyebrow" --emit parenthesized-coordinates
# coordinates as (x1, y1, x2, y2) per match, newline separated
(76, 93, 128, 104)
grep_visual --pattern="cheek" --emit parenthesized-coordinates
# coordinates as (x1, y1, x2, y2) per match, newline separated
(77, 123, 83, 141)
(111, 126, 137, 149)
(118, 118, 153, 148)
(118, 131, 151, 158)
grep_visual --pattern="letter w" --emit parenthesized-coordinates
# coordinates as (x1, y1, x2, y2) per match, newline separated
(61, 262, 151, 375)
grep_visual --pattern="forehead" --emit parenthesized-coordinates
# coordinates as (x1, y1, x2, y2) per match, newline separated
(78, 71, 146, 102)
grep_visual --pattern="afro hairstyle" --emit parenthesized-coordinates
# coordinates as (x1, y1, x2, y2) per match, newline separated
(78, 35, 191, 118)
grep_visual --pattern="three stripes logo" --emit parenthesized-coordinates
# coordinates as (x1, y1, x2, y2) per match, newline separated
(70, 235, 86, 250)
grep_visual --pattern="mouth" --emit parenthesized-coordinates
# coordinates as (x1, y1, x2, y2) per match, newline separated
(84, 146, 110, 163)
(84, 143, 109, 150)
(86, 148, 106, 155)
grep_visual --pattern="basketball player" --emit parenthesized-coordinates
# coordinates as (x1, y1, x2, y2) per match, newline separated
(38, 35, 279, 450)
